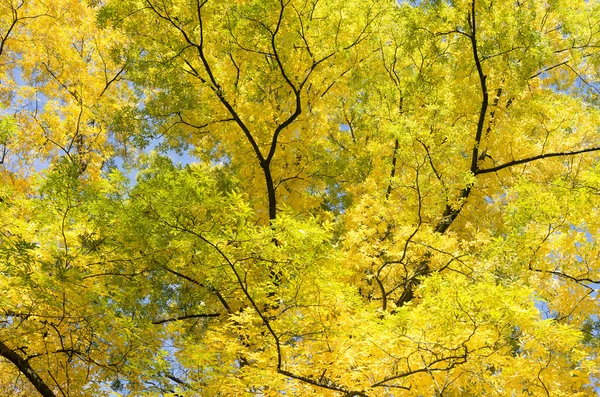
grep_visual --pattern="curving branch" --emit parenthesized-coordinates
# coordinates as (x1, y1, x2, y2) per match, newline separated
(476, 146, 600, 175)
(161, 265, 233, 314)
(467, 1, 488, 176)
(0, 339, 57, 397)
(162, 218, 368, 396)
(0, 1, 50, 57)
(397, 0, 489, 305)
(370, 349, 467, 389)
(433, 0, 488, 236)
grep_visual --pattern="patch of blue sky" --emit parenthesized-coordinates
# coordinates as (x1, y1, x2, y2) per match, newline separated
(396, 0, 423, 5)
(570, 223, 595, 244)
(534, 297, 555, 320)
(105, 132, 201, 185)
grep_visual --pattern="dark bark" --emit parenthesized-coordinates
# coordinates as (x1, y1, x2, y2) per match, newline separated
(400, 0, 487, 303)
(0, 340, 57, 397)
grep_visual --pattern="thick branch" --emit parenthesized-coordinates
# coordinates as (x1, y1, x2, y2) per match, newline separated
(468, 0, 488, 175)
(386, 138, 399, 199)
(146, 1, 265, 165)
(477, 146, 600, 174)
(529, 60, 569, 79)
(194, 0, 266, 165)
(0, 340, 57, 397)
(401, 1, 485, 303)
(147, 0, 284, 220)
(528, 265, 600, 290)
(0, 5, 19, 57)
(0, 3, 48, 57)
(278, 369, 369, 397)
(434, 1, 487, 235)
(265, 0, 302, 165)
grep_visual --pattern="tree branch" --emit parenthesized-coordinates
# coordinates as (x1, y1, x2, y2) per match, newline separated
(0, 340, 57, 397)
(161, 265, 233, 314)
(370, 348, 467, 388)
(468, 0, 488, 176)
(434, 0, 486, 235)
(152, 313, 221, 325)
(476, 146, 600, 174)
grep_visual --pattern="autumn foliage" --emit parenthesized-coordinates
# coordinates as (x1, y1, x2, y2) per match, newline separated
(1, 0, 600, 396)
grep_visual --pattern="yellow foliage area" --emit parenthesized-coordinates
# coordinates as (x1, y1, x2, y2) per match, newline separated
(1, 0, 600, 396)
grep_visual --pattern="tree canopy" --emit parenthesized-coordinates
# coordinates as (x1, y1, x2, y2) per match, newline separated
(1, 0, 600, 395)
